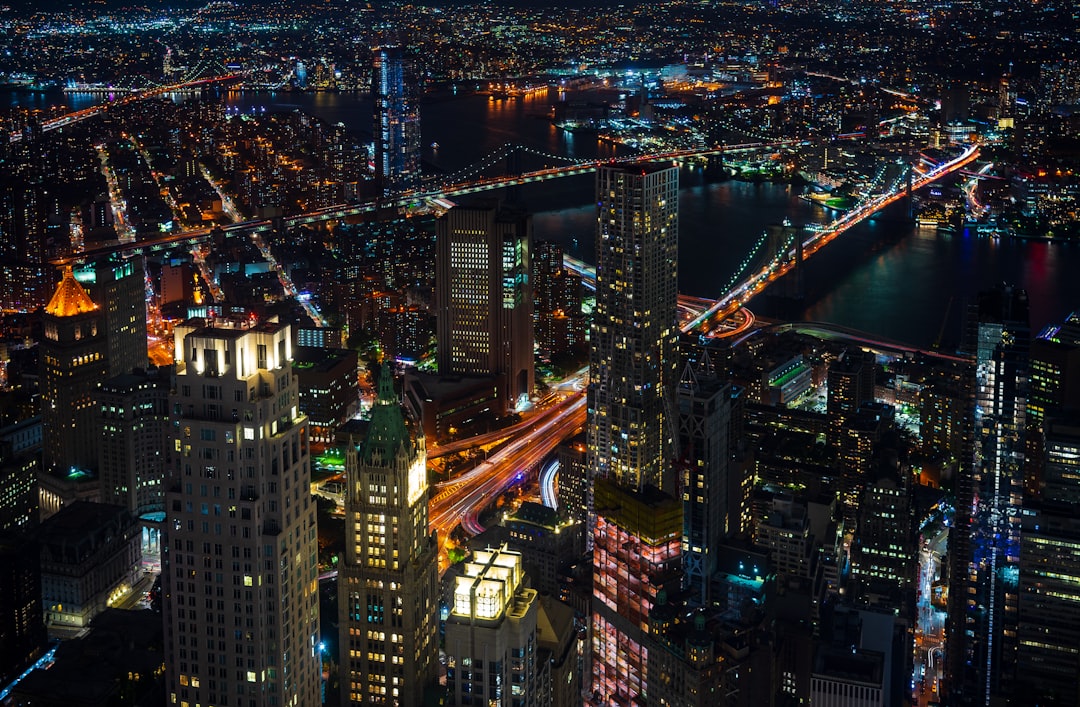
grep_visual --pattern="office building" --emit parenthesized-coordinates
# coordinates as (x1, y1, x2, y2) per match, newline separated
(372, 46, 421, 196)
(162, 319, 321, 707)
(1016, 414, 1080, 704)
(589, 163, 680, 704)
(293, 347, 358, 444)
(75, 255, 148, 377)
(0, 417, 40, 531)
(534, 240, 585, 361)
(502, 502, 583, 598)
(96, 368, 169, 520)
(436, 201, 534, 411)
(676, 353, 734, 605)
(947, 284, 1029, 704)
(40, 266, 108, 473)
(38, 501, 141, 630)
(0, 531, 46, 687)
(850, 464, 914, 609)
(338, 366, 438, 706)
(445, 546, 540, 706)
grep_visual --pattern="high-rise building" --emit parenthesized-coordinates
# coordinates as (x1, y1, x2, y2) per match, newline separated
(588, 162, 680, 704)
(338, 366, 438, 706)
(0, 531, 46, 687)
(676, 353, 733, 605)
(850, 464, 914, 609)
(75, 255, 148, 377)
(436, 201, 534, 411)
(588, 163, 679, 493)
(0, 418, 40, 531)
(947, 285, 1029, 704)
(162, 319, 321, 707)
(40, 266, 108, 473)
(534, 240, 585, 361)
(1017, 415, 1080, 704)
(372, 46, 421, 196)
(96, 368, 169, 519)
(445, 546, 541, 706)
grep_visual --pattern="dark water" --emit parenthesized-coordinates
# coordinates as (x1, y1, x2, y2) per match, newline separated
(8, 87, 1080, 348)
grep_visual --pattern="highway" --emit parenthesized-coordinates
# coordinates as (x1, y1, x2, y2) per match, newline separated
(426, 143, 981, 575)
(429, 393, 586, 572)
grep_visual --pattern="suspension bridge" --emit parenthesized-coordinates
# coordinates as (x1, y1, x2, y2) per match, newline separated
(56, 135, 980, 335)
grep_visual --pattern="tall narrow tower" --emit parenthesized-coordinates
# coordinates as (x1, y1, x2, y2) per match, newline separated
(339, 366, 438, 706)
(40, 266, 107, 472)
(589, 163, 681, 704)
(372, 46, 421, 196)
(162, 319, 321, 707)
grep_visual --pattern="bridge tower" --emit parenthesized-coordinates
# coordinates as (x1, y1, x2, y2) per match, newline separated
(505, 145, 523, 205)
(906, 164, 914, 221)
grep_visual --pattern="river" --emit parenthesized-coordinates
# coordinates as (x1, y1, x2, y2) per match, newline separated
(8, 86, 1080, 349)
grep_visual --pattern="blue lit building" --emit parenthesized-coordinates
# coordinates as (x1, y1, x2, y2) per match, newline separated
(372, 46, 421, 196)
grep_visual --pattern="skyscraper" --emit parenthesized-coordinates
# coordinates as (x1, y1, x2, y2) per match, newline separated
(588, 163, 679, 493)
(445, 546, 541, 706)
(96, 368, 169, 517)
(338, 366, 438, 706)
(947, 285, 1029, 704)
(676, 353, 733, 606)
(589, 163, 680, 704)
(162, 319, 320, 707)
(436, 201, 534, 411)
(40, 266, 107, 472)
(372, 46, 421, 196)
(76, 255, 148, 378)
(1017, 415, 1080, 705)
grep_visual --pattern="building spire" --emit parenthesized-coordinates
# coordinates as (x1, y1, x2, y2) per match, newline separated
(376, 362, 396, 406)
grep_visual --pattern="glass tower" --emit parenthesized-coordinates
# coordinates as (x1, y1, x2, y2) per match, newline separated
(372, 46, 421, 196)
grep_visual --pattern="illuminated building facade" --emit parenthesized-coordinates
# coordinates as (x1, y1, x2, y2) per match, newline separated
(162, 320, 321, 707)
(592, 480, 682, 704)
(534, 240, 584, 361)
(948, 285, 1028, 704)
(75, 255, 148, 378)
(436, 202, 534, 411)
(445, 546, 540, 707)
(588, 164, 679, 493)
(1017, 415, 1080, 704)
(40, 266, 108, 473)
(372, 46, 421, 196)
(96, 369, 169, 519)
(38, 501, 140, 630)
(338, 366, 438, 706)
(676, 353, 733, 605)
(588, 163, 679, 704)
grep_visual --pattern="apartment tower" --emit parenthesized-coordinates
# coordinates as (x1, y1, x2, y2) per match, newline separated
(589, 163, 680, 704)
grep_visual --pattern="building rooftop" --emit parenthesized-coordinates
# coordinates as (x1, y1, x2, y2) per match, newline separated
(44, 267, 98, 318)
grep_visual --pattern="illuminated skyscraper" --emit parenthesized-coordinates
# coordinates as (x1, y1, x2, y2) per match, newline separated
(372, 46, 421, 196)
(676, 353, 734, 606)
(435, 201, 534, 411)
(40, 266, 107, 473)
(162, 319, 320, 707)
(947, 285, 1029, 704)
(338, 366, 438, 706)
(589, 163, 680, 704)
(445, 546, 540, 706)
